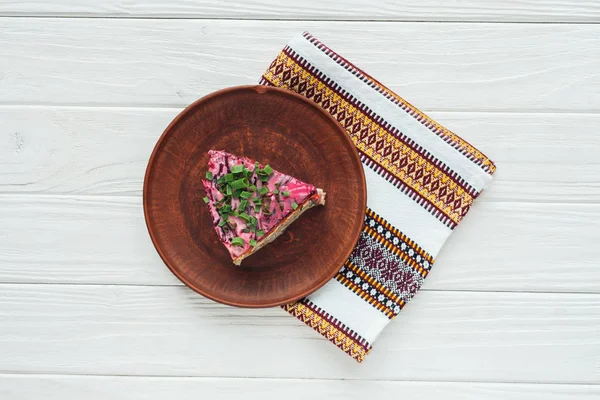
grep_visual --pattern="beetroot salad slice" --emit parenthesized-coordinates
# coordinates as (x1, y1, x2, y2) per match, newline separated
(202, 150, 325, 265)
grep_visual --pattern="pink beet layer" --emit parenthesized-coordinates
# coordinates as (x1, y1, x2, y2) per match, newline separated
(202, 150, 321, 260)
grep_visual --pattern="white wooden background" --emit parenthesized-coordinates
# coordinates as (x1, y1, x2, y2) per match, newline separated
(1, 1, 599, 399)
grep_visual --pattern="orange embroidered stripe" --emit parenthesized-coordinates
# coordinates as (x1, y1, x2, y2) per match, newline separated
(263, 56, 475, 225)
(336, 274, 394, 317)
(264, 54, 478, 200)
(369, 85, 497, 175)
(355, 135, 475, 225)
(302, 34, 497, 176)
(344, 259, 404, 305)
(271, 47, 483, 199)
(335, 273, 396, 318)
(283, 303, 369, 362)
(364, 226, 429, 277)
(366, 209, 433, 263)
(264, 67, 472, 225)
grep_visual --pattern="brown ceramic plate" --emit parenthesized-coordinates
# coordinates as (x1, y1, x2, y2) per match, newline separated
(143, 85, 366, 307)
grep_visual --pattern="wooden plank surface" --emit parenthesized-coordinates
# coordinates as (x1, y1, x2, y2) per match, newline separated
(1, 19, 599, 112)
(1, 1, 598, 396)
(1, 0, 599, 22)
(1, 195, 599, 293)
(1, 374, 599, 400)
(1, 107, 599, 202)
(0, 284, 597, 383)
(0, 106, 600, 203)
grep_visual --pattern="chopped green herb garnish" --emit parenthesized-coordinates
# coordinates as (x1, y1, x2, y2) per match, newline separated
(240, 191, 252, 199)
(232, 190, 241, 199)
(217, 176, 226, 184)
(263, 165, 273, 175)
(260, 175, 270, 183)
(233, 210, 240, 217)
(254, 205, 261, 212)
(225, 184, 232, 196)
(203, 196, 210, 204)
(273, 189, 279, 195)
(249, 239, 257, 247)
(274, 182, 280, 188)
(239, 212, 251, 222)
(238, 200, 248, 210)
(218, 219, 226, 227)
(248, 184, 257, 192)
(230, 178, 249, 190)
(258, 186, 269, 196)
(282, 191, 290, 197)
(206, 171, 213, 180)
(256, 230, 264, 237)
(242, 228, 250, 233)
(291, 201, 298, 210)
(252, 197, 262, 205)
(225, 173, 234, 182)
(231, 237, 244, 246)
(231, 164, 244, 174)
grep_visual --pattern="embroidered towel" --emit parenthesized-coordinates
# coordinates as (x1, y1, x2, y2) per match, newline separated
(259, 32, 496, 362)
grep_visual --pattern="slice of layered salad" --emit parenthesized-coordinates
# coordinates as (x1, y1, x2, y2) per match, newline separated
(202, 150, 326, 265)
